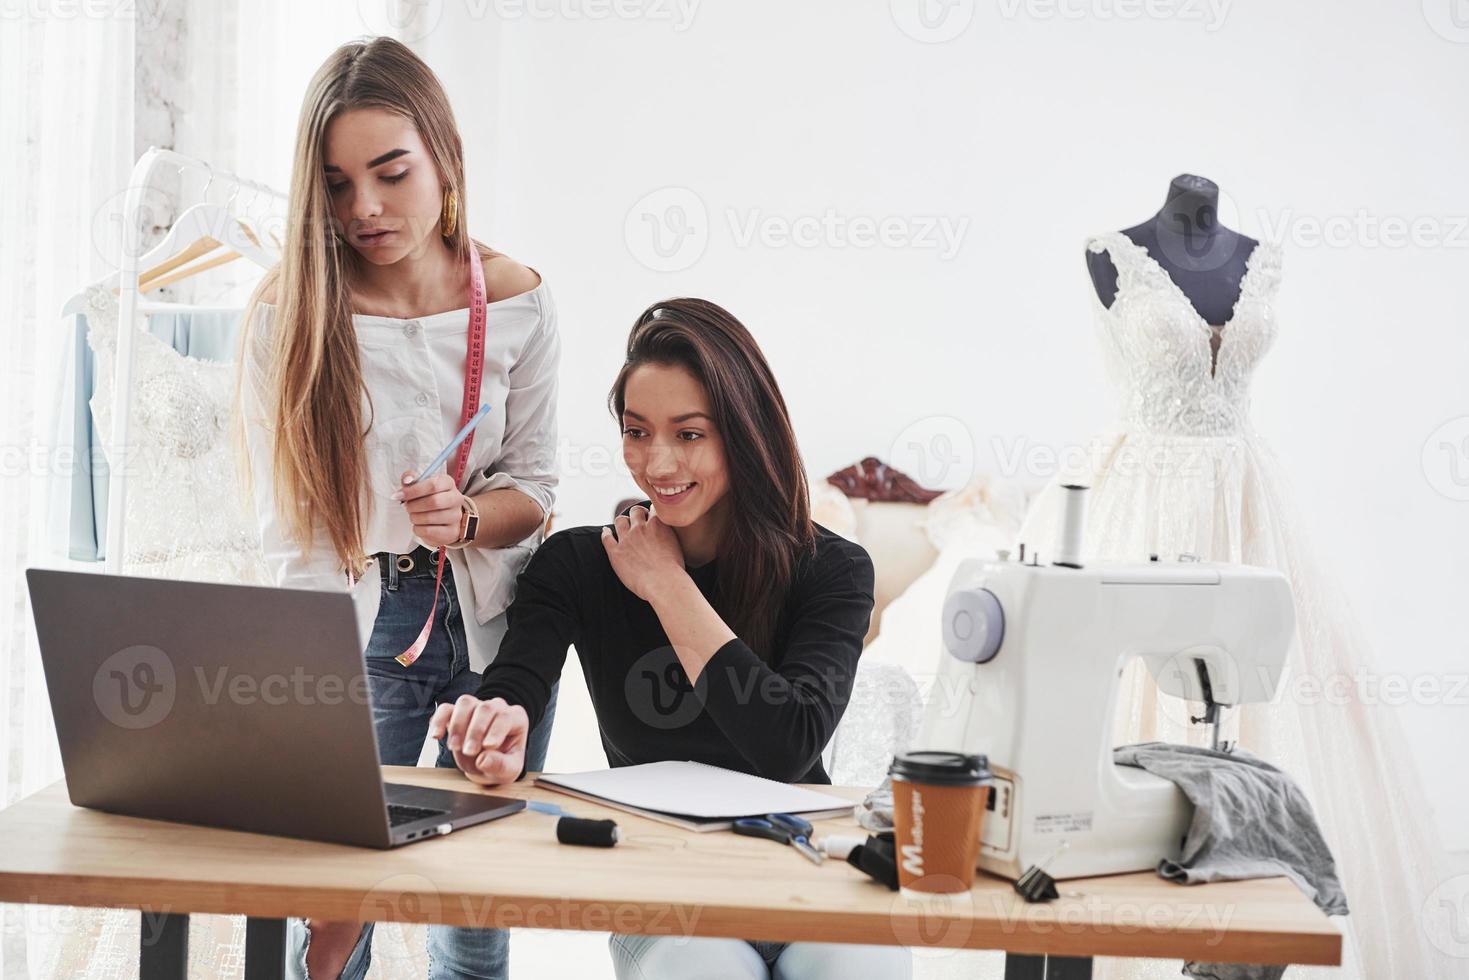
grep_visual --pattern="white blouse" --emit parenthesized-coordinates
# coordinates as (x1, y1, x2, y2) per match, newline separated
(240, 280, 560, 672)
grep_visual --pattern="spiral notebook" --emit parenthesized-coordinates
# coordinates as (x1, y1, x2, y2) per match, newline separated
(535, 761, 856, 832)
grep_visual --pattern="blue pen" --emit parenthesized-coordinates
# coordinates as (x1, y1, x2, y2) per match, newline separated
(407, 403, 491, 486)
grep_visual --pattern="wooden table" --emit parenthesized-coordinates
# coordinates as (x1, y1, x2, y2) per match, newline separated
(0, 767, 1341, 979)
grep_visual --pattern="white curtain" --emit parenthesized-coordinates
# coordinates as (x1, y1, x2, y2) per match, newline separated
(0, 0, 136, 805)
(0, 9, 136, 978)
(0, 4, 394, 975)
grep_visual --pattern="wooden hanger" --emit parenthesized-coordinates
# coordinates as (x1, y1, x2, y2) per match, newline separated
(61, 174, 281, 317)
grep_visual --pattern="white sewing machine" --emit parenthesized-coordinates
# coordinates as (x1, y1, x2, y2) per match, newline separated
(917, 485, 1295, 881)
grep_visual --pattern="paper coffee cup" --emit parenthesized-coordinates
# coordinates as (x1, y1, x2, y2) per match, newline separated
(889, 751, 991, 896)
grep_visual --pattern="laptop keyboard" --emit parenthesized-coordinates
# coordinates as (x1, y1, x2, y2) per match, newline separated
(388, 803, 448, 827)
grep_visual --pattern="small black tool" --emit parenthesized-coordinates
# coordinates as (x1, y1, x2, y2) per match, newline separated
(556, 816, 620, 848)
(1014, 864, 1059, 902)
(845, 832, 899, 891)
(1014, 840, 1067, 903)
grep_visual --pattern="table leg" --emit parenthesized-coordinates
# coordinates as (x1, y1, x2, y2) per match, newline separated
(139, 911, 188, 980)
(1004, 953, 1094, 979)
(245, 916, 288, 980)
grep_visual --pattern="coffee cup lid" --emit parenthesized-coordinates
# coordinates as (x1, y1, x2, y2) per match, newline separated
(889, 750, 992, 786)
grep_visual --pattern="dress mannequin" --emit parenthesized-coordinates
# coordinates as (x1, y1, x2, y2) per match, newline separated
(1086, 174, 1258, 375)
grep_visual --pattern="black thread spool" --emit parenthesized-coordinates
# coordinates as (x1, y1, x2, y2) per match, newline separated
(556, 816, 620, 847)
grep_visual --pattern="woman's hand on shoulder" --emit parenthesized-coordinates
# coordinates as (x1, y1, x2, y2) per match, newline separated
(601, 505, 686, 602)
(428, 695, 529, 786)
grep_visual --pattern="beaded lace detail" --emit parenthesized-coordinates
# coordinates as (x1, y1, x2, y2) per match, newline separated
(1087, 230, 1283, 437)
(82, 284, 268, 582)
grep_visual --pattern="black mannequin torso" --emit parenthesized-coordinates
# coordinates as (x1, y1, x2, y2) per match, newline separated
(1087, 174, 1259, 329)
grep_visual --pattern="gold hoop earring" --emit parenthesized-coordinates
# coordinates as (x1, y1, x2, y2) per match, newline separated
(440, 190, 458, 238)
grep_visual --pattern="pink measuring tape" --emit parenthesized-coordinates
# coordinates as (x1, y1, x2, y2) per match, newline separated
(379, 246, 489, 667)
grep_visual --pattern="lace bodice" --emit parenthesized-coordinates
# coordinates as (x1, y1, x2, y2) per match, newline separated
(1086, 230, 1283, 437)
(82, 285, 268, 582)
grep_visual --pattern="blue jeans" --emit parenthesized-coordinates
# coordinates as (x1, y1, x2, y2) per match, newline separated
(290, 551, 559, 979)
(608, 934, 911, 979)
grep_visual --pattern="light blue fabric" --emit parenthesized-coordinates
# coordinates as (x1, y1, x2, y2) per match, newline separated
(68, 308, 242, 561)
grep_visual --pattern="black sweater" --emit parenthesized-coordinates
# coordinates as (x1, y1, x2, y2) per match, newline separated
(474, 512, 875, 784)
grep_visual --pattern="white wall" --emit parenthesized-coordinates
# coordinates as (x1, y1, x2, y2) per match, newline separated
(421, 0, 1469, 845)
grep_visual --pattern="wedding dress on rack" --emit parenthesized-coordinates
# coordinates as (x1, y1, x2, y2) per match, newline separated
(81, 282, 268, 583)
(1017, 231, 1463, 979)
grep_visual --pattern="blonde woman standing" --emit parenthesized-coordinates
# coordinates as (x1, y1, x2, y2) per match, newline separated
(235, 37, 560, 979)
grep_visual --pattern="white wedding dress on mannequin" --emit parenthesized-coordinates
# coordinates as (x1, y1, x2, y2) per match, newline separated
(1017, 232, 1462, 979)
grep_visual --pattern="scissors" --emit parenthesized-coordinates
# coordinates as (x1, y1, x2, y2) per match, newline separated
(733, 813, 825, 865)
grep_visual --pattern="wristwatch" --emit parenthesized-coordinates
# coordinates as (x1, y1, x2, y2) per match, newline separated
(447, 496, 480, 549)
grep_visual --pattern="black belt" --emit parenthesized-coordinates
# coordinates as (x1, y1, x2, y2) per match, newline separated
(373, 545, 444, 580)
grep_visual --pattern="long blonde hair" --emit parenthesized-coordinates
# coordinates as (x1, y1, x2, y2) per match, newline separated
(234, 36, 482, 576)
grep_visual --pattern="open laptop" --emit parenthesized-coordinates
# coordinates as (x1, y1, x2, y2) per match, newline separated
(26, 568, 525, 848)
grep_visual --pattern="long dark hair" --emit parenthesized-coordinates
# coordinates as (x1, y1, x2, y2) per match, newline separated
(609, 299, 816, 660)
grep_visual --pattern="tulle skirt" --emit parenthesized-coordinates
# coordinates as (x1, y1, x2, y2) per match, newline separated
(1016, 427, 1464, 980)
